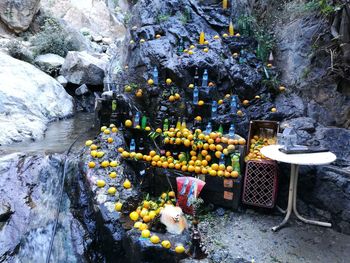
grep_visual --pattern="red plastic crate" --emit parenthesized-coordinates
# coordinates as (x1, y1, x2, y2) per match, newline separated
(242, 160, 278, 208)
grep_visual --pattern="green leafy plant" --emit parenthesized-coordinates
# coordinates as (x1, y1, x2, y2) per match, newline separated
(303, 0, 342, 16)
(31, 17, 79, 57)
(6, 40, 34, 63)
(237, 15, 256, 36)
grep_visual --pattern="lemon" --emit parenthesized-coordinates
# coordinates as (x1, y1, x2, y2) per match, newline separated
(204, 40, 209, 45)
(203, 48, 209, 52)
(96, 151, 105, 158)
(141, 229, 150, 238)
(129, 40, 135, 44)
(122, 151, 130, 158)
(130, 211, 139, 221)
(135, 125, 141, 129)
(110, 172, 117, 178)
(279, 86, 286, 92)
(188, 84, 194, 89)
(161, 240, 171, 249)
(88, 161, 96, 168)
(140, 39, 145, 43)
(168, 191, 175, 198)
(103, 129, 110, 135)
(150, 235, 160, 244)
(166, 78, 172, 85)
(101, 161, 109, 168)
(125, 120, 132, 127)
(188, 50, 194, 55)
(123, 179, 131, 189)
(90, 150, 97, 158)
(139, 223, 148, 230)
(255, 95, 261, 99)
(198, 100, 204, 106)
(100, 126, 107, 132)
(214, 35, 220, 39)
(134, 221, 142, 228)
(161, 192, 167, 199)
(271, 107, 277, 112)
(96, 179, 105, 187)
(110, 160, 118, 167)
(115, 202, 122, 211)
(85, 140, 93, 146)
(90, 144, 98, 150)
(107, 187, 117, 195)
(149, 211, 156, 220)
(107, 137, 114, 143)
(112, 127, 118, 133)
(156, 34, 161, 38)
(145, 126, 151, 131)
(148, 79, 154, 85)
(223, 33, 228, 37)
(175, 245, 185, 253)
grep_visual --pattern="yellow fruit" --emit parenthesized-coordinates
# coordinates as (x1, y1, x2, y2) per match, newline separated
(112, 127, 118, 133)
(218, 99, 223, 105)
(198, 100, 204, 106)
(122, 151, 130, 158)
(161, 240, 171, 249)
(204, 40, 209, 45)
(88, 161, 96, 168)
(271, 107, 277, 112)
(135, 153, 143, 160)
(238, 138, 246, 145)
(107, 187, 117, 195)
(130, 211, 139, 221)
(188, 84, 194, 89)
(134, 221, 142, 228)
(124, 85, 132, 92)
(107, 137, 114, 143)
(203, 48, 209, 52)
(123, 179, 131, 189)
(223, 33, 228, 37)
(143, 215, 151, 223)
(243, 100, 249, 106)
(118, 147, 124, 153)
(279, 86, 286, 92)
(216, 144, 223, 151)
(195, 116, 202, 122)
(166, 78, 172, 85)
(101, 161, 109, 168)
(140, 39, 145, 43)
(145, 126, 151, 131)
(175, 245, 185, 254)
(232, 52, 239, 58)
(148, 79, 154, 85)
(129, 40, 134, 44)
(231, 171, 239, 178)
(169, 95, 175, 102)
(90, 150, 97, 158)
(237, 110, 243, 117)
(150, 235, 160, 244)
(141, 229, 151, 238)
(139, 223, 148, 230)
(110, 172, 117, 178)
(149, 211, 156, 220)
(214, 35, 220, 39)
(100, 126, 107, 132)
(103, 129, 110, 135)
(168, 191, 176, 198)
(85, 140, 93, 146)
(209, 170, 217, 176)
(125, 120, 132, 127)
(188, 50, 194, 55)
(90, 144, 98, 150)
(110, 160, 118, 167)
(156, 34, 161, 39)
(96, 179, 105, 187)
(236, 33, 241, 37)
(267, 63, 272, 68)
(255, 95, 261, 99)
(96, 151, 105, 158)
(174, 93, 180, 100)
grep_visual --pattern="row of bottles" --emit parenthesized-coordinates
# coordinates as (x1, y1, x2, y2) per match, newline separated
(133, 112, 148, 129)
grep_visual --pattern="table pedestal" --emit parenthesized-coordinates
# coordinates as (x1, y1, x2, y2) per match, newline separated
(272, 164, 332, 231)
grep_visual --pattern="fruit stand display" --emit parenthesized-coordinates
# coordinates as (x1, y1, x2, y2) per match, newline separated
(242, 120, 280, 208)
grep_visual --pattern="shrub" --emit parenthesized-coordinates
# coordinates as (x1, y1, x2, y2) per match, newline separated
(31, 17, 79, 57)
(6, 40, 34, 63)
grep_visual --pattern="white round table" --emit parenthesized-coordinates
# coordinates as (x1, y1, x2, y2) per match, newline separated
(260, 145, 337, 231)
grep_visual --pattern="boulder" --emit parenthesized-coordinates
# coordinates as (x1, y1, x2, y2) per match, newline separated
(34, 53, 65, 75)
(56, 75, 68, 87)
(75, 84, 89, 96)
(0, 0, 40, 33)
(60, 51, 107, 85)
(0, 52, 73, 145)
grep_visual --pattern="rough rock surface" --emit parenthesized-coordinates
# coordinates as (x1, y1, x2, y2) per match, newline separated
(34, 53, 65, 75)
(40, 0, 127, 40)
(60, 51, 107, 85)
(0, 52, 73, 145)
(0, 0, 40, 33)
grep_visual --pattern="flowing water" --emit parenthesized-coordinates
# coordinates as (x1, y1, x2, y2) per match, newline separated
(0, 113, 98, 263)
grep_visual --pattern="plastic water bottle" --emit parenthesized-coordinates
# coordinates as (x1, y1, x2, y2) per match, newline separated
(211, 101, 217, 118)
(230, 96, 237, 113)
(153, 66, 158, 86)
(194, 67, 199, 86)
(229, 124, 235, 138)
(202, 69, 208, 88)
(130, 139, 136, 152)
(219, 153, 225, 165)
(205, 122, 212, 134)
(134, 112, 140, 127)
(163, 118, 169, 131)
(193, 86, 199, 104)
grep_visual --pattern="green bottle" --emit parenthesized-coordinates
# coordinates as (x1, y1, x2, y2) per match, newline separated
(218, 125, 223, 134)
(141, 116, 147, 130)
(163, 118, 169, 131)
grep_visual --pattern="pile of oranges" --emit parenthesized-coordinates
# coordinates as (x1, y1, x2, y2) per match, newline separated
(245, 135, 276, 161)
(120, 128, 245, 178)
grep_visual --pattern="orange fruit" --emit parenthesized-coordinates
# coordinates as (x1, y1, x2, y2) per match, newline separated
(198, 100, 204, 106)
(184, 139, 191, 147)
(188, 165, 195, 172)
(149, 150, 156, 157)
(195, 166, 202, 174)
(175, 163, 181, 170)
(201, 167, 208, 174)
(162, 162, 169, 168)
(217, 170, 224, 177)
(201, 160, 208, 166)
(209, 170, 217, 176)
(118, 147, 124, 153)
(209, 144, 216, 151)
(181, 165, 188, 172)
(143, 215, 151, 223)
(169, 163, 175, 169)
(215, 144, 223, 151)
(169, 95, 175, 102)
(231, 171, 239, 178)
(205, 155, 212, 162)
(226, 166, 233, 172)
(238, 138, 246, 145)
(215, 151, 222, 158)
(211, 163, 219, 171)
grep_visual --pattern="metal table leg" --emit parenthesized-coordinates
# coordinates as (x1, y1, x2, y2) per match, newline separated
(271, 164, 296, 231)
(292, 164, 332, 228)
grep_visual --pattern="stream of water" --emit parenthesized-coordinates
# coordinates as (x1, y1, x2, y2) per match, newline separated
(0, 113, 98, 263)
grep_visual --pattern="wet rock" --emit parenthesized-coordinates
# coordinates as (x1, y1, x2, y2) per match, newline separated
(75, 84, 89, 96)
(56, 75, 68, 87)
(280, 117, 316, 144)
(0, 52, 73, 145)
(0, 0, 40, 33)
(60, 51, 107, 85)
(34, 53, 65, 75)
(0, 202, 12, 223)
(272, 93, 305, 121)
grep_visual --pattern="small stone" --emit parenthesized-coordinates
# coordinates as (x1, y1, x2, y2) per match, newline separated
(75, 84, 89, 96)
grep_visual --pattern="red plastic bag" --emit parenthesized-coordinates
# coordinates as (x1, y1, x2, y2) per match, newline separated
(176, 177, 205, 215)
